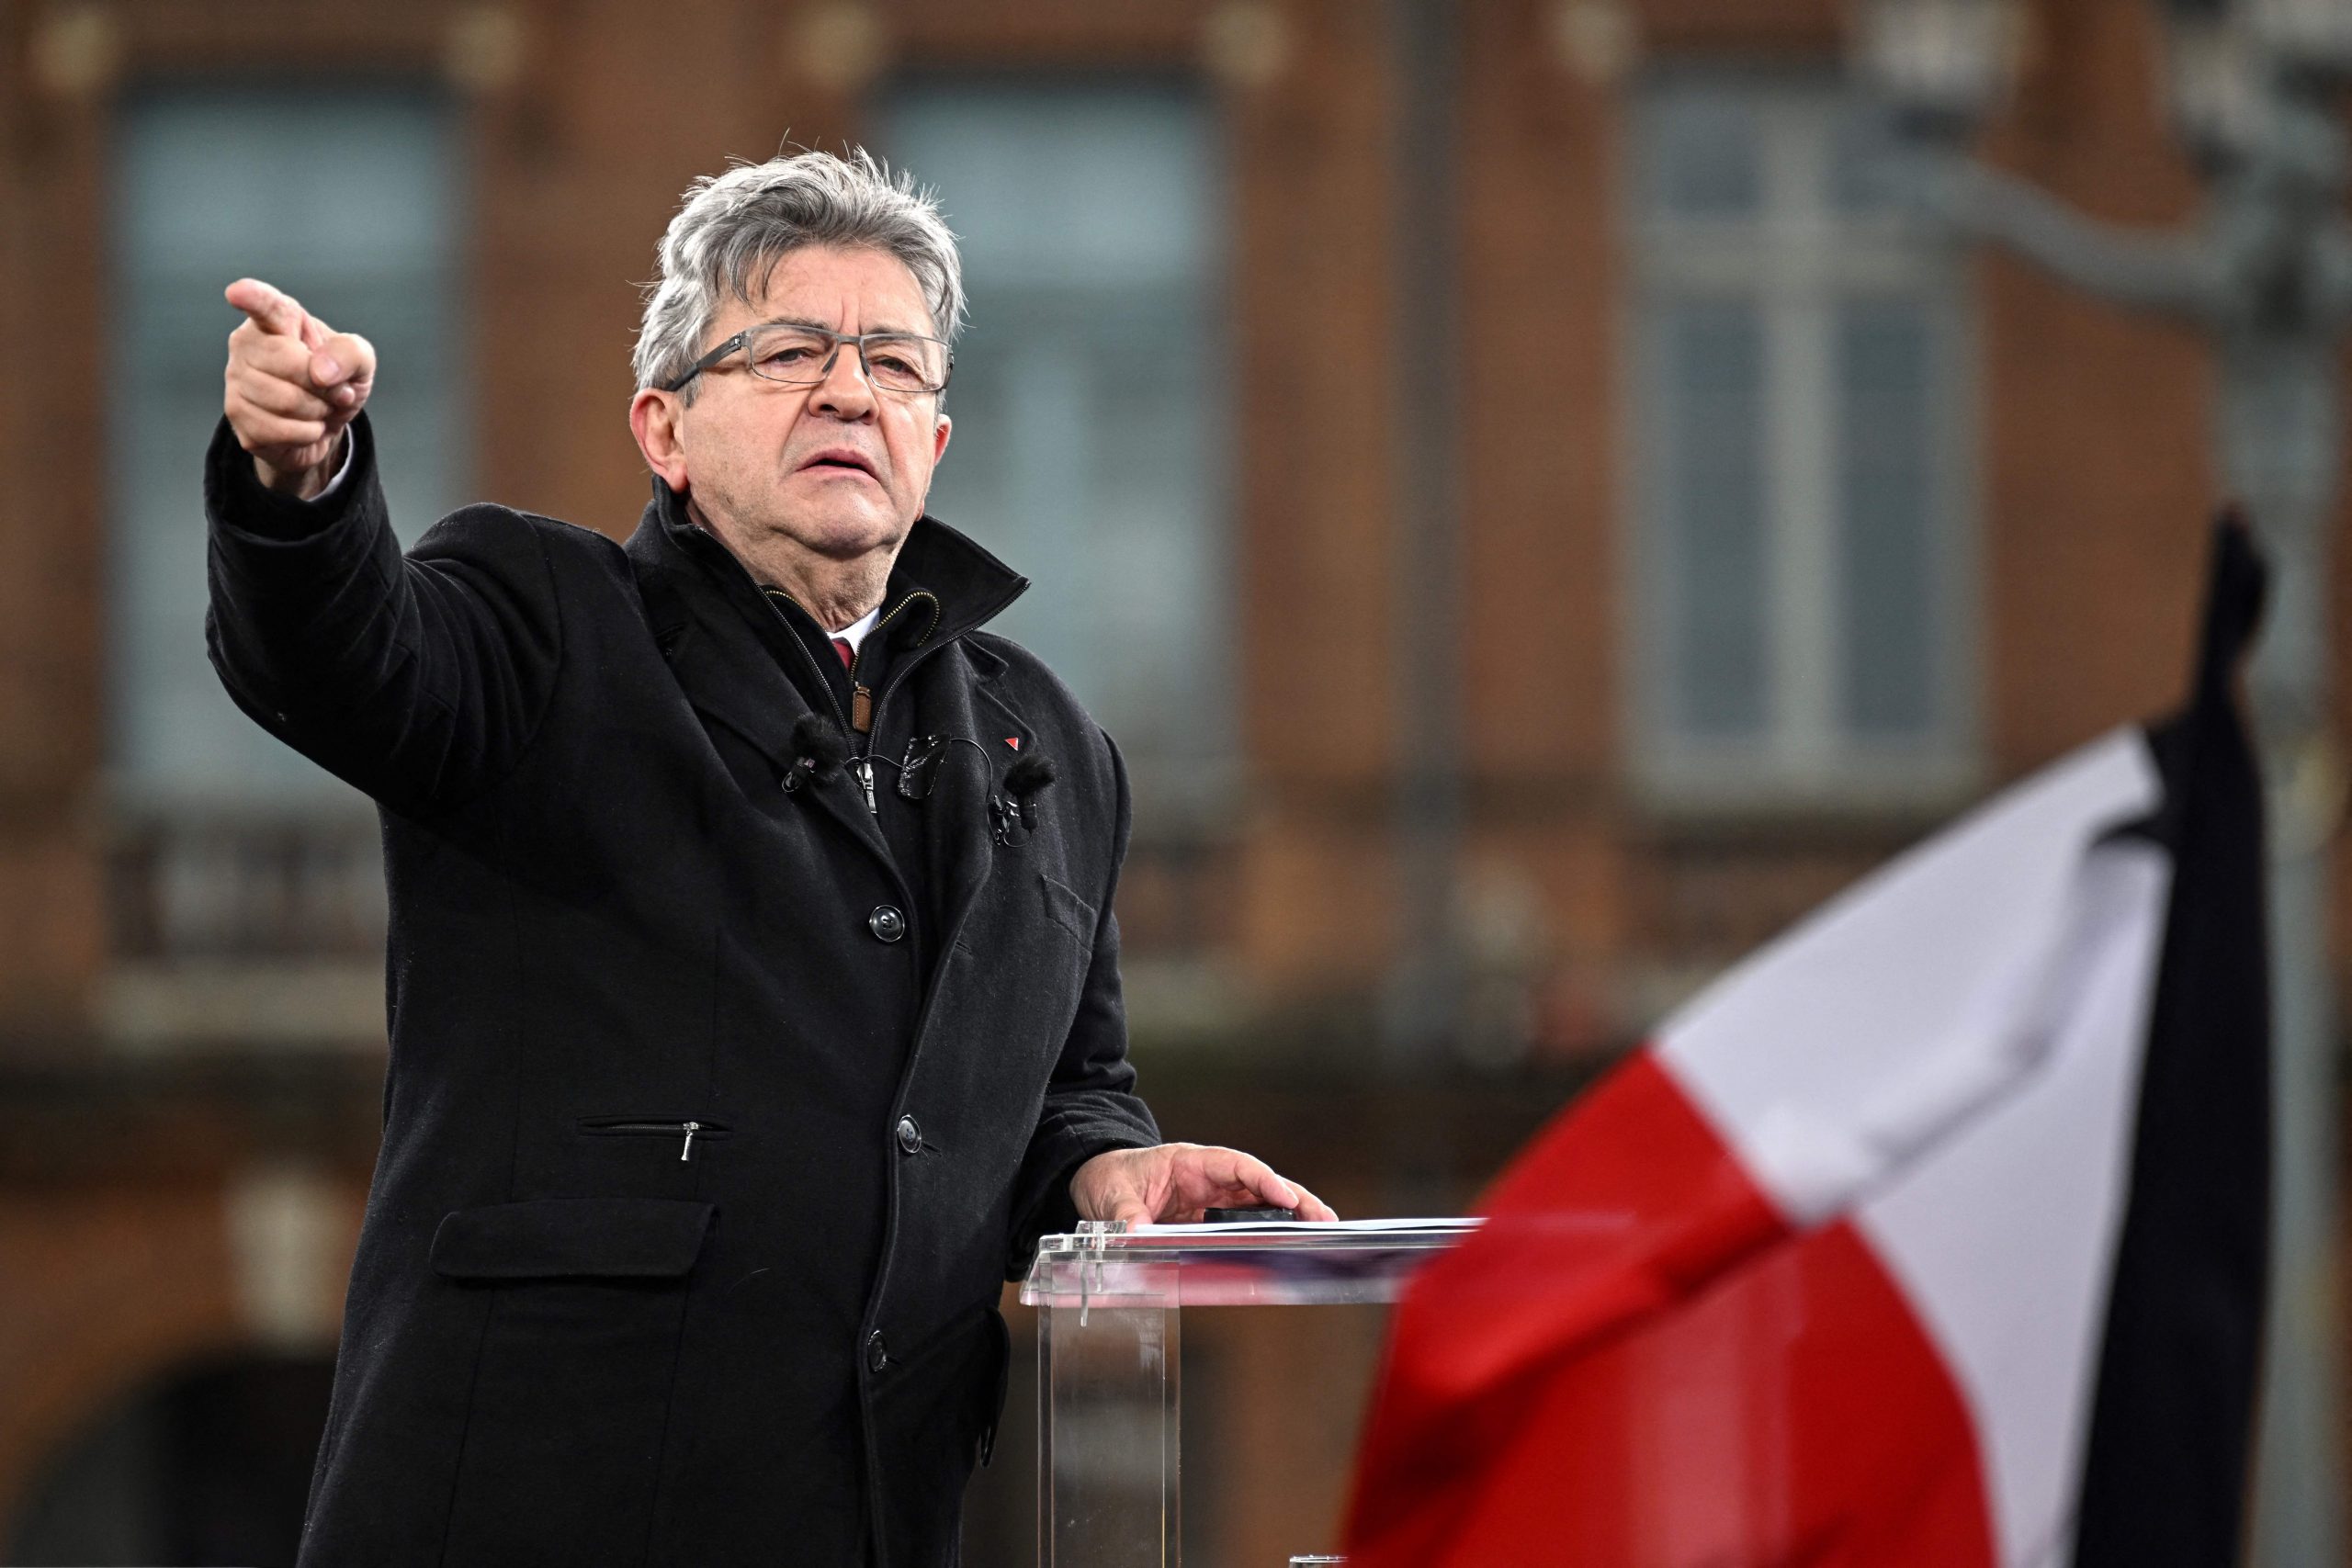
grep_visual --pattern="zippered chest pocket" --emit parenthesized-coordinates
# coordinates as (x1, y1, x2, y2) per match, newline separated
(578, 1116, 735, 1161)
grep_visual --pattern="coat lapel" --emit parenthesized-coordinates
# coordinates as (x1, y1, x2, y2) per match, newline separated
(627, 513, 892, 867)
(909, 641, 1014, 964)
(621, 480, 1035, 908)
(671, 618, 892, 862)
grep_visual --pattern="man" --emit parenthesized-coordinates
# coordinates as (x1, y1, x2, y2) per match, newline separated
(209, 149, 1329, 1567)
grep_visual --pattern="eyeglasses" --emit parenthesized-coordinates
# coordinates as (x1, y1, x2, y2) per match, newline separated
(660, 321, 954, 396)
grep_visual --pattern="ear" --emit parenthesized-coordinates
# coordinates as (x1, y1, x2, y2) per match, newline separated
(629, 389, 692, 491)
(930, 409, 952, 468)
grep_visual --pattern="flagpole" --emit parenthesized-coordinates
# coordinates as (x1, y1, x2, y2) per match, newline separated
(1853, 2, 2352, 1559)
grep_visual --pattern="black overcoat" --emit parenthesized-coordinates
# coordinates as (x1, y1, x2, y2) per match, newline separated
(201, 414, 1160, 1567)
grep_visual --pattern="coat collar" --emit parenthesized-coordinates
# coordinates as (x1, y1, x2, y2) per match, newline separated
(622, 478, 1031, 869)
(625, 477, 1029, 668)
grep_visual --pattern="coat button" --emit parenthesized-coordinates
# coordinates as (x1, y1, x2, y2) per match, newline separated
(865, 1330, 888, 1373)
(895, 1115, 922, 1155)
(867, 905, 906, 942)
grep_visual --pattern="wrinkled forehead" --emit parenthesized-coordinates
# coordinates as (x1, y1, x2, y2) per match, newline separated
(718, 243, 939, 341)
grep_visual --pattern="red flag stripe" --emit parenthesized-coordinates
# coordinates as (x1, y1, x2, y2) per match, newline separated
(1651, 736, 2167, 1563)
(1385, 1218, 1996, 1567)
(1346, 1055, 1996, 1566)
(1345, 733, 2169, 1566)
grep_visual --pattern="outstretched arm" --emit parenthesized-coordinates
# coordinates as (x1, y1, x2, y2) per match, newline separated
(207, 278, 562, 816)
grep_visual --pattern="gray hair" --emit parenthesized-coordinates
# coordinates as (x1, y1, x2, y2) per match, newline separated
(632, 148, 965, 399)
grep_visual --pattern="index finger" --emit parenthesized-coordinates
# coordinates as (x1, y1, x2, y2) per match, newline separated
(225, 277, 307, 339)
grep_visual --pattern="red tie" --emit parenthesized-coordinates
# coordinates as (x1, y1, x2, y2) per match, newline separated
(831, 637, 854, 670)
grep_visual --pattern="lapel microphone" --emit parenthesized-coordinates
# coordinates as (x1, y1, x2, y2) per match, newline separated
(828, 728, 1057, 848)
(993, 753, 1057, 843)
(1001, 754, 1056, 828)
(781, 713, 850, 795)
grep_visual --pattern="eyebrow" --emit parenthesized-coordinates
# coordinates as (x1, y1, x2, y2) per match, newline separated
(751, 314, 935, 341)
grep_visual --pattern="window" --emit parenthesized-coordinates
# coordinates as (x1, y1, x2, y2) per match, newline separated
(104, 89, 460, 981)
(112, 87, 463, 802)
(878, 82, 1232, 822)
(1629, 72, 1974, 806)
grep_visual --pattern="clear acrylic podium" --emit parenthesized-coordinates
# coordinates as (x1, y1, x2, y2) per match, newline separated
(1018, 1219, 1478, 1566)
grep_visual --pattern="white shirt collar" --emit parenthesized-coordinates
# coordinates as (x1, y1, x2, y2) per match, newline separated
(831, 605, 881, 653)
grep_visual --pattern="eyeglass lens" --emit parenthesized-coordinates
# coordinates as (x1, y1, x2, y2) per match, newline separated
(742, 326, 947, 392)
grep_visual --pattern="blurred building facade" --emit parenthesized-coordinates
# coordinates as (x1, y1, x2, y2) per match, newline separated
(0, 0, 2341, 1563)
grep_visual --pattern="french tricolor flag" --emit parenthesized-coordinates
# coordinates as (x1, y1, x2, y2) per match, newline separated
(1344, 523, 2269, 1567)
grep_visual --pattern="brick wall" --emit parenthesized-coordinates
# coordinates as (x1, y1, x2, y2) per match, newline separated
(1, 0, 2346, 1557)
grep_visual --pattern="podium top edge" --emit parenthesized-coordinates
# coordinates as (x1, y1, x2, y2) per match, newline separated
(1038, 1216, 1482, 1249)
(1018, 1218, 1490, 1308)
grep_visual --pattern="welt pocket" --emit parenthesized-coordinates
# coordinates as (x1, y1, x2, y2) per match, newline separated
(1036, 874, 1097, 944)
(577, 1115, 734, 1156)
(430, 1197, 717, 1281)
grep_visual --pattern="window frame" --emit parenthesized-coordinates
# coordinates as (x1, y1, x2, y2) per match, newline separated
(107, 81, 467, 807)
(1621, 64, 1983, 815)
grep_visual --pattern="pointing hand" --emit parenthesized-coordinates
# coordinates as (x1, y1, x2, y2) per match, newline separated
(221, 277, 378, 499)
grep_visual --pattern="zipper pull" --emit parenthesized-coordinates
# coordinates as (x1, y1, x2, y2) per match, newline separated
(854, 759, 878, 817)
(852, 683, 874, 733)
(680, 1121, 700, 1161)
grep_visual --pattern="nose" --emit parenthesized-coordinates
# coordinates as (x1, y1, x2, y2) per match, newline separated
(808, 342, 877, 421)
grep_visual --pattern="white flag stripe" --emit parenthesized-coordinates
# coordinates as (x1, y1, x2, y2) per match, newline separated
(1858, 849, 2165, 1567)
(1657, 729, 2159, 1218)
(1653, 728, 2169, 1566)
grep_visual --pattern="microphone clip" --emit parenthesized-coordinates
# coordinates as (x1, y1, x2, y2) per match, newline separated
(992, 753, 1057, 846)
(989, 792, 1035, 847)
(781, 713, 849, 796)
